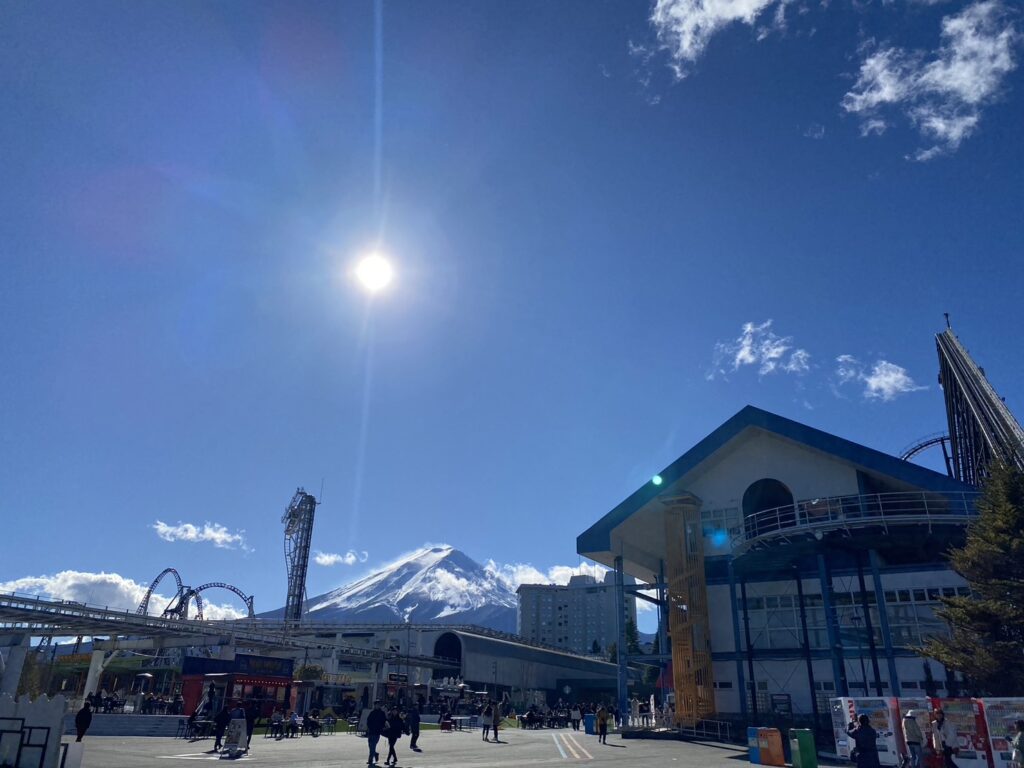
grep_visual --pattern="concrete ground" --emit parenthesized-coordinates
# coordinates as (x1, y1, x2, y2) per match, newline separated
(73, 728, 750, 767)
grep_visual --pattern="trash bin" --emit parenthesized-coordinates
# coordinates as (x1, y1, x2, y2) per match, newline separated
(584, 713, 596, 735)
(790, 729, 818, 768)
(758, 728, 785, 767)
(748, 727, 763, 764)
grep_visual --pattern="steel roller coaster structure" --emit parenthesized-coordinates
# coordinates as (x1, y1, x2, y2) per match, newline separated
(135, 567, 254, 621)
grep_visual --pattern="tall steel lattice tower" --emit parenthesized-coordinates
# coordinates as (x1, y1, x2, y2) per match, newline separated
(282, 488, 317, 624)
(936, 324, 1024, 486)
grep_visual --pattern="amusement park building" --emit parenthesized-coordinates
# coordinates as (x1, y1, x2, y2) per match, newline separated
(578, 405, 978, 724)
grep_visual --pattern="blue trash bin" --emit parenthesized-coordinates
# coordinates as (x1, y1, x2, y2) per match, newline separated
(748, 726, 762, 764)
(584, 714, 596, 735)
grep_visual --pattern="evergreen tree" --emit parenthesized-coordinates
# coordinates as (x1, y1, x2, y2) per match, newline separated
(625, 620, 642, 656)
(922, 661, 938, 697)
(923, 463, 1024, 695)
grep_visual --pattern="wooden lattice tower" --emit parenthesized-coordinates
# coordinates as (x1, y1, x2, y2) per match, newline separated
(662, 493, 715, 726)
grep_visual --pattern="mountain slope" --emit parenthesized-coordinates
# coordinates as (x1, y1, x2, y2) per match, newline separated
(266, 545, 517, 632)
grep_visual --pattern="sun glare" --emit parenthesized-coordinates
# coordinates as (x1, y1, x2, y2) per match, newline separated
(355, 253, 394, 293)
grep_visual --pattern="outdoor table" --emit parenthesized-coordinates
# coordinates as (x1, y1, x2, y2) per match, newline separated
(451, 716, 471, 731)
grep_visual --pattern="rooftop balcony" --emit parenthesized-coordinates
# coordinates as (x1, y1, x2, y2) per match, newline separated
(732, 490, 981, 554)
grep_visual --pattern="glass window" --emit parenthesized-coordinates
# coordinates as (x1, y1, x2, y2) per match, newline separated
(898, 590, 911, 603)
(913, 589, 927, 602)
(885, 591, 898, 603)
(927, 588, 941, 601)
(778, 595, 793, 608)
(942, 587, 956, 598)
(765, 596, 779, 609)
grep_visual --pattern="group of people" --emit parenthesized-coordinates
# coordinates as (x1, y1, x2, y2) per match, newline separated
(848, 708, 1024, 768)
(365, 702, 421, 766)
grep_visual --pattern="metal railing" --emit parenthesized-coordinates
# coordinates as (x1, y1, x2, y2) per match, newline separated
(679, 718, 733, 742)
(733, 491, 980, 552)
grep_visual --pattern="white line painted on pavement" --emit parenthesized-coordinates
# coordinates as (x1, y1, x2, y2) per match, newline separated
(552, 732, 568, 759)
(565, 733, 593, 760)
(561, 733, 581, 759)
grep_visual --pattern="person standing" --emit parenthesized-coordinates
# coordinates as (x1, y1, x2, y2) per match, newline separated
(596, 705, 609, 745)
(491, 702, 501, 743)
(902, 710, 924, 768)
(630, 697, 640, 727)
(244, 701, 258, 751)
(406, 707, 421, 751)
(932, 709, 960, 768)
(1009, 720, 1024, 768)
(383, 708, 404, 766)
(366, 703, 386, 766)
(848, 714, 882, 768)
(74, 701, 93, 742)
(570, 705, 582, 732)
(481, 703, 492, 741)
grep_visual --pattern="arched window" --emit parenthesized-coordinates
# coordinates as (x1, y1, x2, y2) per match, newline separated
(742, 478, 795, 536)
(433, 632, 462, 680)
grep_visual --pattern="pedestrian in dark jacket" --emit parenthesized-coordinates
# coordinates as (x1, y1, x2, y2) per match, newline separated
(212, 706, 231, 751)
(74, 702, 93, 742)
(848, 715, 882, 768)
(383, 709, 405, 766)
(366, 703, 387, 766)
(244, 702, 258, 751)
(406, 707, 421, 751)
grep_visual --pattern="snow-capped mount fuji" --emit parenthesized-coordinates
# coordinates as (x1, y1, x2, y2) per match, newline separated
(270, 545, 518, 632)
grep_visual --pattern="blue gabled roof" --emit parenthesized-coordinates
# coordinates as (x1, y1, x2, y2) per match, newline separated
(577, 405, 974, 557)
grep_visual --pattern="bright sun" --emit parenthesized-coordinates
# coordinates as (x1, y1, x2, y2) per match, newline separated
(354, 253, 394, 293)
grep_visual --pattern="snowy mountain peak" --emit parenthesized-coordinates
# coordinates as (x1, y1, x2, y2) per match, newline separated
(294, 545, 516, 632)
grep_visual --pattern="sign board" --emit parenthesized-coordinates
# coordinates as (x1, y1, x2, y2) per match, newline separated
(771, 694, 792, 716)
(387, 673, 408, 684)
(221, 719, 246, 758)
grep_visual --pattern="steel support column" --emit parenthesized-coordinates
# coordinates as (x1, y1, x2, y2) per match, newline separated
(869, 549, 900, 696)
(728, 559, 748, 719)
(614, 555, 629, 719)
(794, 569, 820, 728)
(818, 553, 847, 696)
(856, 553, 884, 696)
(657, 560, 670, 707)
(740, 578, 758, 718)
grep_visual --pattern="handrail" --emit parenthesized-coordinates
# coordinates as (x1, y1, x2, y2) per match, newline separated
(733, 491, 980, 552)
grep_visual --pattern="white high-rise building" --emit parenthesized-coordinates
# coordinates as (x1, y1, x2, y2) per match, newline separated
(516, 573, 638, 656)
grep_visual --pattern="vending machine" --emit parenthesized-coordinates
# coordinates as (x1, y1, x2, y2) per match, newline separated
(830, 697, 901, 766)
(979, 698, 1024, 768)
(897, 698, 935, 757)
(931, 698, 990, 768)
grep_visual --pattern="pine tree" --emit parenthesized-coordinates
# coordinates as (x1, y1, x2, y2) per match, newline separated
(625, 620, 642, 656)
(923, 463, 1024, 695)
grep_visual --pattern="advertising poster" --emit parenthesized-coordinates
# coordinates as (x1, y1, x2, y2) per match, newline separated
(932, 698, 989, 768)
(830, 697, 900, 765)
(979, 698, 1024, 768)
(221, 719, 246, 758)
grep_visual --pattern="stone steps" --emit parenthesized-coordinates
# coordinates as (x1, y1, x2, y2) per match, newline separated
(64, 713, 184, 737)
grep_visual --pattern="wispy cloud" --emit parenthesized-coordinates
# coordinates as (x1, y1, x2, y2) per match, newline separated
(485, 560, 654, 612)
(315, 550, 369, 567)
(0, 571, 247, 620)
(803, 122, 826, 139)
(842, 1, 1018, 160)
(152, 520, 250, 551)
(650, 0, 779, 79)
(832, 355, 927, 401)
(708, 320, 811, 380)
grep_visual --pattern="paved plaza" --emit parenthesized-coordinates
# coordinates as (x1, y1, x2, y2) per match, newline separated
(73, 729, 748, 767)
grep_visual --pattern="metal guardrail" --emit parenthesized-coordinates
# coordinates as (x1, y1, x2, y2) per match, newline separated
(733, 491, 980, 552)
(679, 718, 733, 742)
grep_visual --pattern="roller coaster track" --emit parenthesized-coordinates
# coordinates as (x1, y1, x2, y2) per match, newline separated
(937, 328, 1024, 486)
(136, 569, 254, 621)
(900, 432, 953, 476)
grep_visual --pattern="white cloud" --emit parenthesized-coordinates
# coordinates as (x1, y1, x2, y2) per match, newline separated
(708, 320, 811, 379)
(152, 520, 250, 551)
(843, 1, 1018, 159)
(314, 550, 369, 567)
(650, 0, 779, 78)
(804, 122, 826, 139)
(0, 571, 247, 620)
(833, 355, 926, 401)
(484, 560, 655, 613)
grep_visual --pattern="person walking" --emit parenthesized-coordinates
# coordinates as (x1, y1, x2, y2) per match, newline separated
(383, 708, 405, 766)
(570, 705, 582, 732)
(406, 707, 421, 751)
(1010, 720, 1024, 768)
(481, 703, 492, 741)
(932, 709, 960, 768)
(366, 703, 386, 765)
(491, 702, 501, 743)
(848, 714, 882, 768)
(74, 701, 93, 742)
(212, 705, 231, 752)
(244, 701, 258, 751)
(902, 710, 924, 768)
(596, 705, 609, 745)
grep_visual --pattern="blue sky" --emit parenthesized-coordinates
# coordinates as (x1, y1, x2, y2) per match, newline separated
(1, 1, 1022, 629)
